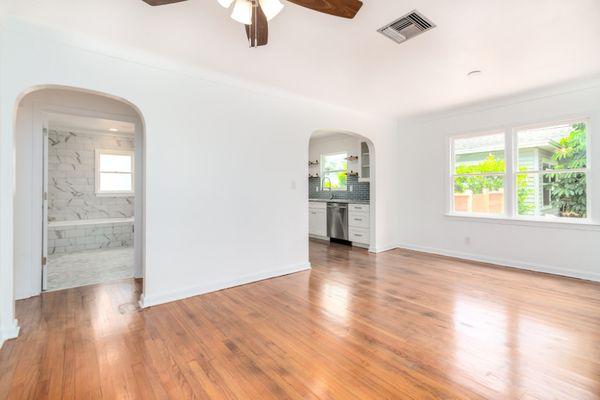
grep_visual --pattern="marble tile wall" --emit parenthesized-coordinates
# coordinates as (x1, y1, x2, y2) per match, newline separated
(48, 222, 133, 255)
(48, 129, 135, 254)
(48, 129, 135, 222)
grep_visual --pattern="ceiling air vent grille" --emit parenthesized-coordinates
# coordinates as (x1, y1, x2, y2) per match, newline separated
(377, 10, 435, 44)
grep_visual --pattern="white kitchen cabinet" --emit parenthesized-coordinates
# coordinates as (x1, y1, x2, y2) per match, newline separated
(359, 141, 370, 182)
(349, 203, 370, 245)
(309, 202, 327, 237)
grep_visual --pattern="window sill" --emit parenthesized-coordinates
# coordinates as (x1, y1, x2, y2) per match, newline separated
(444, 213, 600, 231)
(95, 192, 134, 198)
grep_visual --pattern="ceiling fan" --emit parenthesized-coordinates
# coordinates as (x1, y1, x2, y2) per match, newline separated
(142, 0, 363, 48)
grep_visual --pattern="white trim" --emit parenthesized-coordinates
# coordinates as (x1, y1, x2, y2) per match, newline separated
(448, 117, 593, 223)
(139, 262, 311, 308)
(0, 319, 20, 349)
(397, 242, 600, 282)
(8, 98, 145, 329)
(95, 148, 135, 195)
(48, 124, 134, 138)
(49, 217, 133, 227)
(512, 117, 592, 220)
(320, 151, 348, 191)
(444, 213, 600, 231)
(369, 243, 397, 253)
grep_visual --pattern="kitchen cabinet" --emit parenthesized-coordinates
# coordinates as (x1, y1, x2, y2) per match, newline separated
(349, 204, 370, 246)
(359, 141, 370, 182)
(309, 202, 327, 237)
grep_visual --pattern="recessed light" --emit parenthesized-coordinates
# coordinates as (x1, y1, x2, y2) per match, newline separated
(467, 70, 483, 77)
(109, 128, 119, 132)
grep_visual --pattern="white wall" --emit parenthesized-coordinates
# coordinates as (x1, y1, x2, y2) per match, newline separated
(0, 19, 399, 342)
(397, 81, 600, 282)
(14, 89, 142, 300)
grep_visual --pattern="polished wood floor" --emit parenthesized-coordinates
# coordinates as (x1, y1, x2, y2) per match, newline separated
(2, 240, 600, 399)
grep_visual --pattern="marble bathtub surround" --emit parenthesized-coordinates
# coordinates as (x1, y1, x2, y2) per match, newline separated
(48, 221, 133, 255)
(48, 129, 135, 222)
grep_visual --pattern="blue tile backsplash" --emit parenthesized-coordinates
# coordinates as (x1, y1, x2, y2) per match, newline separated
(309, 175, 370, 202)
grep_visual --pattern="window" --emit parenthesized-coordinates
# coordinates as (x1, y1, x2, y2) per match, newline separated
(321, 152, 348, 191)
(449, 119, 590, 222)
(95, 149, 134, 195)
(451, 132, 506, 215)
(516, 121, 588, 218)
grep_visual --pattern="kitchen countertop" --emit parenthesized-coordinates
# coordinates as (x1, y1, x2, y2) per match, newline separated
(309, 199, 370, 205)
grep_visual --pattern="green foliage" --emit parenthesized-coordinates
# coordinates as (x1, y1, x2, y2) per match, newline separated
(548, 123, 587, 217)
(454, 154, 505, 194)
(322, 171, 347, 190)
(516, 173, 534, 215)
(455, 154, 534, 214)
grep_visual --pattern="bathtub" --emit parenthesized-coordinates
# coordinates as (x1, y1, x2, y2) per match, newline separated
(48, 217, 134, 255)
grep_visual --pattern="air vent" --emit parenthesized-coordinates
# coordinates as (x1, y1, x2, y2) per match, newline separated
(377, 10, 435, 44)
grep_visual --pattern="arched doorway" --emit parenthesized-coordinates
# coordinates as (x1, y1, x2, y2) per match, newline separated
(11, 86, 146, 309)
(307, 129, 376, 252)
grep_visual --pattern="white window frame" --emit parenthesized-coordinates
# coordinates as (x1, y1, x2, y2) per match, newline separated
(449, 130, 508, 218)
(95, 148, 135, 196)
(511, 118, 591, 222)
(321, 152, 348, 191)
(447, 117, 594, 226)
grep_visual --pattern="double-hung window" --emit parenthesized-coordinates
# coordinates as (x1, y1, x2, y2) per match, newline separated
(321, 152, 348, 191)
(450, 119, 590, 221)
(451, 132, 506, 215)
(95, 149, 135, 195)
(515, 121, 588, 218)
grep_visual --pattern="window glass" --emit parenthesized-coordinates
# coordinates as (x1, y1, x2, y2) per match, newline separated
(99, 172, 132, 192)
(322, 153, 348, 190)
(99, 154, 132, 173)
(96, 150, 134, 194)
(517, 122, 587, 171)
(452, 133, 505, 215)
(454, 133, 505, 174)
(515, 122, 587, 218)
(453, 176, 505, 214)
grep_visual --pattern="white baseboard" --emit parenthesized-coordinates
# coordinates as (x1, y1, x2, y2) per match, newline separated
(369, 243, 397, 253)
(139, 262, 311, 308)
(0, 319, 20, 349)
(397, 242, 600, 282)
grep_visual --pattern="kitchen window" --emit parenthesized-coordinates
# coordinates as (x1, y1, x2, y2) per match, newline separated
(449, 119, 591, 222)
(95, 149, 134, 195)
(321, 152, 348, 191)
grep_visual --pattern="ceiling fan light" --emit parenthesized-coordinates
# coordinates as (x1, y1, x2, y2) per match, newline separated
(259, 0, 283, 21)
(217, 0, 234, 8)
(231, 0, 253, 24)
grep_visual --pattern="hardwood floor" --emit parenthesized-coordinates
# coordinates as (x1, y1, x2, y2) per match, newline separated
(2, 240, 600, 399)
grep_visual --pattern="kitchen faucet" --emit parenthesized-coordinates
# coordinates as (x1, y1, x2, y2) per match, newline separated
(321, 176, 334, 200)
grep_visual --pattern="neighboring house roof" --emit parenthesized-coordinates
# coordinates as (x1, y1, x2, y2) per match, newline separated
(455, 124, 572, 155)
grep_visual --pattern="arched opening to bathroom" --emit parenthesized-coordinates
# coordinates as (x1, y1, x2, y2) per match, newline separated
(308, 130, 376, 257)
(12, 86, 145, 306)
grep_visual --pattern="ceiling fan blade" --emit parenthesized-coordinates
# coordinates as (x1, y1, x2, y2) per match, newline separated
(286, 0, 362, 18)
(245, 4, 269, 47)
(141, 0, 187, 5)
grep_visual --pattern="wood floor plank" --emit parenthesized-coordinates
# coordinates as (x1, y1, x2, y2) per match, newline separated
(1, 240, 599, 399)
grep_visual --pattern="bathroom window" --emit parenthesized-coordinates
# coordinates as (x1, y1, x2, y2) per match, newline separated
(95, 149, 134, 195)
(321, 152, 348, 191)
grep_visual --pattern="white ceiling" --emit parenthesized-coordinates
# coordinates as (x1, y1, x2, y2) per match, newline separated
(48, 113, 135, 135)
(4, 0, 600, 118)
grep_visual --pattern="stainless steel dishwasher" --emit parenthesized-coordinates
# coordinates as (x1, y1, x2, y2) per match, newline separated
(327, 202, 348, 240)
